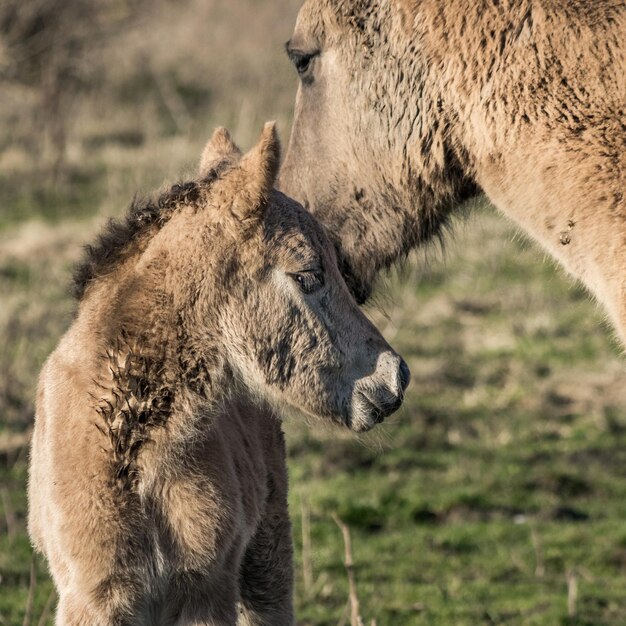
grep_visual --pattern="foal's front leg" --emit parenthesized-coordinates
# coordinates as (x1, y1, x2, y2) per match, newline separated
(175, 568, 241, 626)
(237, 450, 295, 626)
(55, 588, 143, 626)
(237, 509, 295, 626)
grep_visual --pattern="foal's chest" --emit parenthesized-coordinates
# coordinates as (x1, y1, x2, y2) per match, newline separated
(140, 410, 276, 571)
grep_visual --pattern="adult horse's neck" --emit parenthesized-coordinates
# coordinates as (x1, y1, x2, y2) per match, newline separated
(476, 137, 626, 345)
(420, 0, 626, 345)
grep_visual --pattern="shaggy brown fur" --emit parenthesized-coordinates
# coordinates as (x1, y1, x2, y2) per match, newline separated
(280, 0, 626, 343)
(28, 124, 409, 625)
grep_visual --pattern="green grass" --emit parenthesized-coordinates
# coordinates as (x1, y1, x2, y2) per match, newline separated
(0, 166, 110, 232)
(0, 461, 55, 625)
(2, 0, 624, 619)
(279, 207, 626, 625)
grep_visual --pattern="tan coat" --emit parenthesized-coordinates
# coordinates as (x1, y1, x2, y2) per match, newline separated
(281, 0, 626, 343)
(28, 124, 409, 625)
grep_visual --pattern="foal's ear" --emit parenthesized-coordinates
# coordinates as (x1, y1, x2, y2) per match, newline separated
(232, 122, 281, 220)
(199, 127, 242, 176)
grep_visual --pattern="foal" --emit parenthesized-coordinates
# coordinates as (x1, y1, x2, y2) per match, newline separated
(28, 123, 409, 625)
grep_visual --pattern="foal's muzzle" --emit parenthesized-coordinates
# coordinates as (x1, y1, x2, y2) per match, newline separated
(350, 355, 410, 432)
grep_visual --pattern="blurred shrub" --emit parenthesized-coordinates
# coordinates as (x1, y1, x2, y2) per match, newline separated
(0, 0, 300, 182)
(0, 0, 145, 178)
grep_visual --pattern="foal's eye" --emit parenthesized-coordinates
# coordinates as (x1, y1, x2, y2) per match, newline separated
(289, 271, 324, 295)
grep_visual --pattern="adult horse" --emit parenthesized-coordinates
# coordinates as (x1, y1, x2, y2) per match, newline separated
(280, 0, 625, 343)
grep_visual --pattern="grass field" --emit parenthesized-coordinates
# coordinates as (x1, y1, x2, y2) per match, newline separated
(1, 1, 625, 624)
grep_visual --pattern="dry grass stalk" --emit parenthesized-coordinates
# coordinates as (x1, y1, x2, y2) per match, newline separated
(1, 487, 17, 545)
(331, 513, 365, 626)
(301, 496, 313, 595)
(36, 589, 56, 626)
(530, 525, 545, 578)
(22, 557, 36, 626)
(567, 569, 578, 618)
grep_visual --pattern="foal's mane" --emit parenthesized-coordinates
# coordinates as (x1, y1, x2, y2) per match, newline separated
(72, 165, 227, 301)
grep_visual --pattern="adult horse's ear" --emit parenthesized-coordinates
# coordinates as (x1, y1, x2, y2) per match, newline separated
(199, 127, 242, 177)
(232, 121, 280, 220)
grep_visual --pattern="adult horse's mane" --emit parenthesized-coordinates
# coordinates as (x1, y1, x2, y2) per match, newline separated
(72, 165, 227, 301)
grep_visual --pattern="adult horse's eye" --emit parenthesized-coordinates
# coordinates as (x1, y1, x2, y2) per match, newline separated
(295, 53, 313, 75)
(289, 270, 324, 295)
(286, 47, 318, 82)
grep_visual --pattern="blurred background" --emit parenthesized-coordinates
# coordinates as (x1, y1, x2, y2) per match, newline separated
(1, 1, 625, 624)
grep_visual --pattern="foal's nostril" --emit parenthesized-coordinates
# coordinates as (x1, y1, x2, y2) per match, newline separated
(399, 359, 411, 393)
